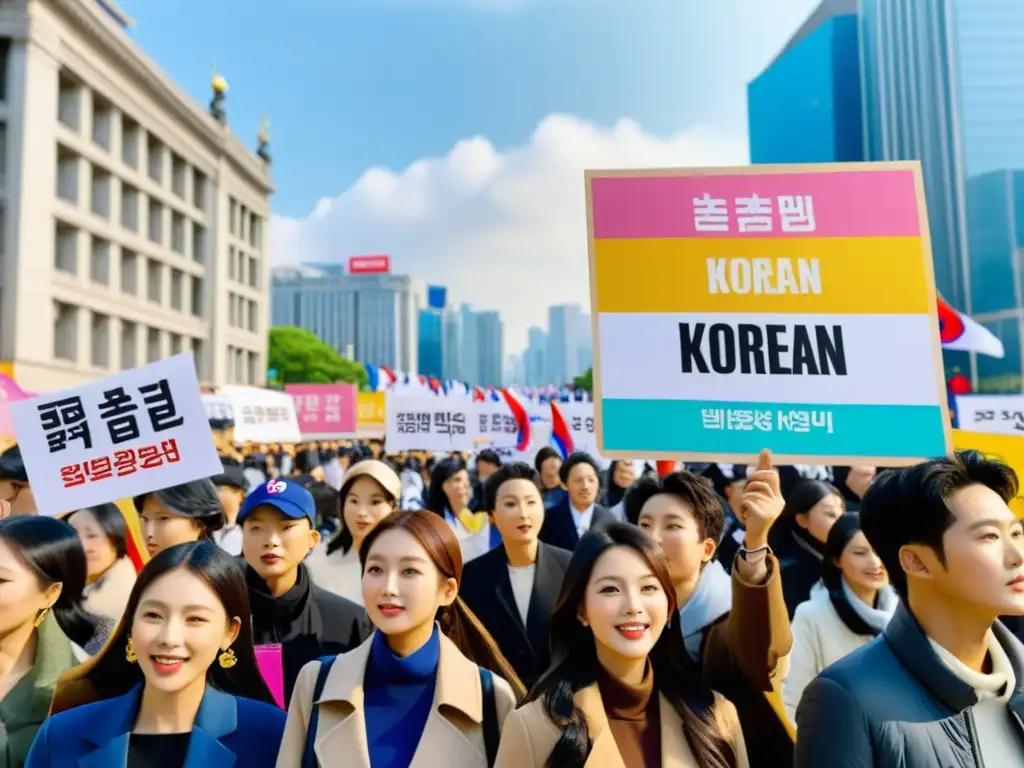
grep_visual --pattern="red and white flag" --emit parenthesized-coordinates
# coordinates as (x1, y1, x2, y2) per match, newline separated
(937, 297, 1004, 358)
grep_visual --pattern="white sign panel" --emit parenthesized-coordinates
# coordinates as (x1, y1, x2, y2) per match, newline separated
(385, 395, 477, 452)
(475, 400, 520, 449)
(956, 395, 1024, 435)
(560, 401, 600, 457)
(11, 354, 221, 516)
(202, 394, 233, 423)
(219, 386, 301, 444)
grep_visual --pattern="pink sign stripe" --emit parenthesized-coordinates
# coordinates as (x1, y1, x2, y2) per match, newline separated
(285, 382, 358, 434)
(590, 169, 921, 239)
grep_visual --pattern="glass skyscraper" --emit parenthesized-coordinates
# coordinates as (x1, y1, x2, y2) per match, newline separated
(749, 0, 1024, 385)
(859, 0, 1024, 381)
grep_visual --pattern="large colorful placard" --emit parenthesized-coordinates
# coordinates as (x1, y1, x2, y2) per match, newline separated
(586, 162, 951, 464)
(286, 383, 358, 437)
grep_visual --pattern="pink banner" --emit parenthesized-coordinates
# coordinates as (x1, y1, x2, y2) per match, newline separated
(589, 168, 921, 239)
(254, 643, 285, 709)
(285, 383, 358, 435)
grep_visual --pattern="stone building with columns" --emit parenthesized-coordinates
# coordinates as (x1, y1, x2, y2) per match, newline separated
(0, 0, 273, 391)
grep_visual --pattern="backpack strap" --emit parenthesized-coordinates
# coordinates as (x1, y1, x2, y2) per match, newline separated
(301, 656, 338, 768)
(479, 667, 499, 767)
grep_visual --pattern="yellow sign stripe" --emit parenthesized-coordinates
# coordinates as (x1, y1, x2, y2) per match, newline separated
(593, 236, 931, 314)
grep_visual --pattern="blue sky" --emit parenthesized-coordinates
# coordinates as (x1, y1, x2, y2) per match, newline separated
(119, 0, 821, 354)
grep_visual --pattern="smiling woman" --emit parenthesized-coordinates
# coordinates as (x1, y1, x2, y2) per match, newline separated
(495, 522, 748, 768)
(37, 542, 284, 768)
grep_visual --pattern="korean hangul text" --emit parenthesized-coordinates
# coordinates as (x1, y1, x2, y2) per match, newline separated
(810, 410, 834, 434)
(60, 464, 86, 488)
(726, 409, 755, 431)
(302, 395, 321, 412)
(137, 438, 181, 469)
(701, 408, 725, 430)
(38, 396, 92, 453)
(113, 449, 138, 476)
(571, 416, 595, 434)
(734, 194, 773, 233)
(479, 413, 490, 433)
(139, 378, 184, 431)
(85, 456, 114, 481)
(434, 411, 466, 436)
(778, 195, 816, 232)
(396, 412, 421, 434)
(778, 410, 811, 432)
(97, 386, 141, 444)
(692, 193, 729, 232)
(974, 410, 995, 421)
(753, 410, 773, 431)
(490, 413, 503, 432)
(324, 394, 343, 423)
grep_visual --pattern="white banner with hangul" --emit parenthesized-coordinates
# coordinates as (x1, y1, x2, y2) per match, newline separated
(560, 401, 602, 457)
(385, 394, 478, 452)
(202, 394, 234, 423)
(956, 395, 1024, 434)
(219, 386, 301, 444)
(11, 354, 221, 516)
(475, 399, 520, 449)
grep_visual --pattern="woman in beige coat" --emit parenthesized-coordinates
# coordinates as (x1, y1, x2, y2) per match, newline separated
(278, 510, 524, 768)
(495, 522, 748, 768)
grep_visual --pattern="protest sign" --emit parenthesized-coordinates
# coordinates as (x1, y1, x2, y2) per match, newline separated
(254, 643, 286, 709)
(475, 399, 520, 449)
(384, 394, 477, 452)
(286, 383, 358, 437)
(11, 354, 221, 516)
(357, 392, 386, 437)
(586, 161, 951, 464)
(219, 386, 300, 444)
(955, 395, 1024, 435)
(952, 429, 1024, 517)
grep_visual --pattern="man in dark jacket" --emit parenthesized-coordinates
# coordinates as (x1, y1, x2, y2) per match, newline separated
(239, 478, 370, 704)
(461, 461, 572, 688)
(796, 451, 1024, 767)
(539, 451, 615, 550)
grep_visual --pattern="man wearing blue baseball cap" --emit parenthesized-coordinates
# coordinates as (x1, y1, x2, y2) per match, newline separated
(239, 478, 370, 704)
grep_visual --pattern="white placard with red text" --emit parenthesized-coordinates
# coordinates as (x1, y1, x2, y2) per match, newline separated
(11, 354, 221, 516)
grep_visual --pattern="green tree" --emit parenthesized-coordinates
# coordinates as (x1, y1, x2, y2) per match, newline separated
(267, 326, 368, 388)
(573, 368, 593, 393)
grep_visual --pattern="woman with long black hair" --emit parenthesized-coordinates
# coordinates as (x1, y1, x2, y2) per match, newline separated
(426, 457, 497, 563)
(782, 513, 897, 722)
(36, 541, 284, 767)
(496, 521, 747, 768)
(0, 516, 98, 766)
(767, 479, 845, 617)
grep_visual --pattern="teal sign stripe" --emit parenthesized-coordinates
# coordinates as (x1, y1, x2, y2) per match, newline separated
(601, 399, 947, 458)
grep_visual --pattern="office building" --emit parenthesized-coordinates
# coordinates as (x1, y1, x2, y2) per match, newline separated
(418, 309, 443, 379)
(748, 0, 861, 164)
(523, 326, 547, 386)
(859, 0, 1024, 379)
(270, 265, 425, 371)
(547, 304, 587, 386)
(0, 0, 273, 391)
(476, 310, 503, 387)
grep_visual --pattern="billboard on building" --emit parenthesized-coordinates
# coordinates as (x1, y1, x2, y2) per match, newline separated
(348, 255, 391, 274)
(427, 285, 447, 310)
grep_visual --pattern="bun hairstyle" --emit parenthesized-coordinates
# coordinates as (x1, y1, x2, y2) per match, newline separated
(50, 540, 274, 714)
(359, 509, 526, 700)
(526, 522, 738, 768)
(134, 479, 225, 539)
(0, 516, 100, 650)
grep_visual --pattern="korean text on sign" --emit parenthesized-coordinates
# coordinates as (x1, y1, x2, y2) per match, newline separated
(955, 395, 1024, 436)
(586, 162, 951, 464)
(383, 394, 477, 452)
(286, 383, 358, 436)
(11, 354, 222, 516)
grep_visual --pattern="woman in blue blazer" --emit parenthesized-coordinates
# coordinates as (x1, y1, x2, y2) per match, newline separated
(28, 541, 285, 768)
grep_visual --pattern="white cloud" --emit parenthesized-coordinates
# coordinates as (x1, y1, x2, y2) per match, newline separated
(269, 114, 747, 354)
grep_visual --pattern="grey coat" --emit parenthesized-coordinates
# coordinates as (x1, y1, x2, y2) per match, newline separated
(795, 602, 1024, 767)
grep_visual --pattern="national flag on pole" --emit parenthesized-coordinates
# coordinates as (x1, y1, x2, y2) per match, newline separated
(115, 497, 148, 573)
(500, 388, 531, 451)
(550, 402, 574, 459)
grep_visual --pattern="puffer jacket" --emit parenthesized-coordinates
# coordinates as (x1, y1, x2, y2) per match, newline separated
(795, 602, 1024, 767)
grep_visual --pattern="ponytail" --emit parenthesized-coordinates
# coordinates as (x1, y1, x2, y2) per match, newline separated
(438, 597, 526, 700)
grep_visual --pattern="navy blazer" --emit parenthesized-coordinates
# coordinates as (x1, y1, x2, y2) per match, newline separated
(537, 500, 616, 551)
(25, 683, 285, 768)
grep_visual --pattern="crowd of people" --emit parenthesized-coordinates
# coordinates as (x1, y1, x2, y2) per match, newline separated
(0, 433, 1020, 768)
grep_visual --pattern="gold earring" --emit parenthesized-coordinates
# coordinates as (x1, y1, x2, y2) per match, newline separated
(125, 637, 137, 664)
(218, 648, 237, 669)
(32, 608, 48, 629)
